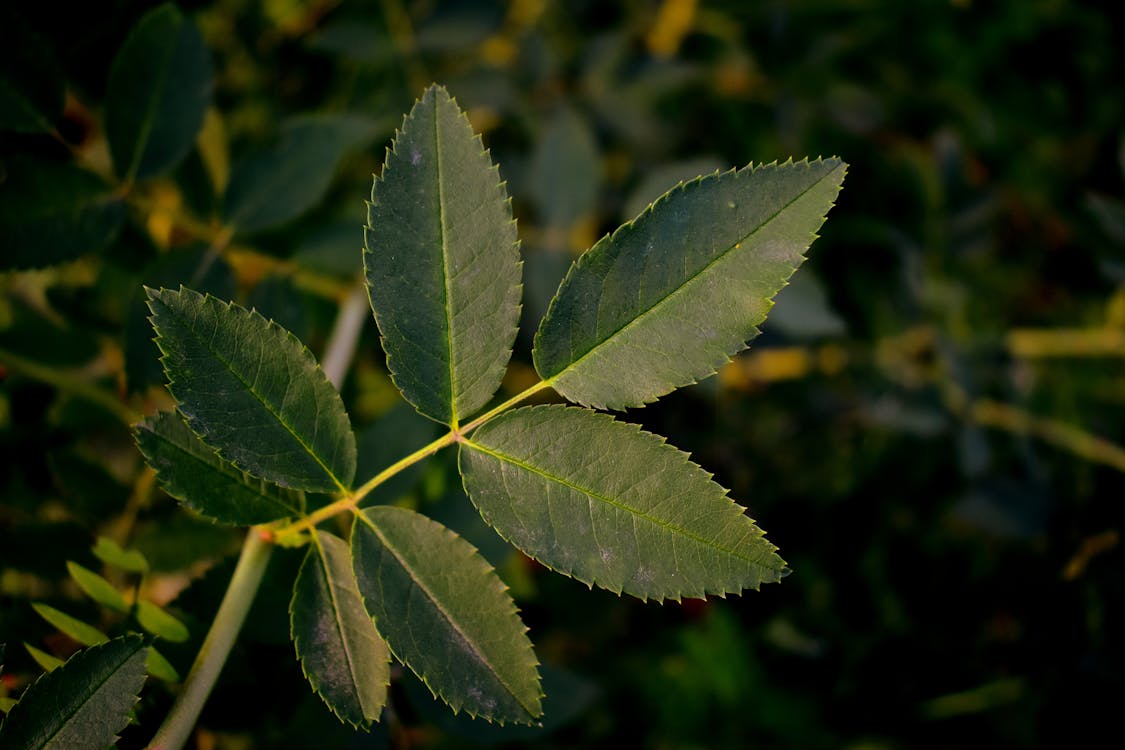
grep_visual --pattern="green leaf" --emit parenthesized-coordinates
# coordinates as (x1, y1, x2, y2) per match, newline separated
(65, 563, 128, 614)
(23, 645, 63, 674)
(91, 538, 149, 575)
(30, 605, 107, 647)
(0, 8, 65, 133)
(136, 410, 304, 525)
(459, 405, 788, 601)
(364, 84, 521, 426)
(146, 286, 356, 493)
(527, 105, 600, 230)
(291, 531, 390, 728)
(0, 635, 147, 750)
(533, 158, 847, 409)
(0, 158, 125, 271)
(105, 3, 212, 181)
(146, 647, 179, 683)
(135, 601, 189, 643)
(351, 506, 541, 724)
(0, 698, 14, 715)
(224, 114, 378, 234)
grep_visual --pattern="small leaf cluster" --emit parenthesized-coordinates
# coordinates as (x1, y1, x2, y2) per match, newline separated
(124, 84, 845, 730)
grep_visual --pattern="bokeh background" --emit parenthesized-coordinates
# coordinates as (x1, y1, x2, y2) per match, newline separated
(2, 1, 1123, 748)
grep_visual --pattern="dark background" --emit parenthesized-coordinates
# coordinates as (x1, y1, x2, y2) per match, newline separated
(2, 1, 1123, 748)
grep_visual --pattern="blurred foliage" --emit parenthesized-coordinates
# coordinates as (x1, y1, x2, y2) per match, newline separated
(1, 0, 1123, 748)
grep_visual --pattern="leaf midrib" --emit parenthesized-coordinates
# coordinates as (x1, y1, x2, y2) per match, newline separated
(545, 161, 844, 384)
(464, 439, 769, 566)
(165, 297, 347, 493)
(124, 13, 179, 181)
(432, 93, 460, 427)
(356, 512, 535, 717)
(312, 533, 373, 721)
(37, 640, 142, 747)
(145, 419, 301, 516)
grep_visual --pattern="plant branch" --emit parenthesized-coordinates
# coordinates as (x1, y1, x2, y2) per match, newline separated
(145, 531, 273, 750)
(320, 284, 369, 389)
(0, 347, 139, 424)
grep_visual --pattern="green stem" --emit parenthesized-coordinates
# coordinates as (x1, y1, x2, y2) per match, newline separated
(320, 284, 368, 389)
(145, 531, 273, 750)
(0, 347, 139, 424)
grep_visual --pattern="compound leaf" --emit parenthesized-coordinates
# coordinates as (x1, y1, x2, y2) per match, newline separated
(351, 506, 541, 724)
(460, 405, 788, 601)
(136, 410, 304, 525)
(106, 3, 212, 181)
(0, 635, 147, 750)
(0, 158, 124, 271)
(224, 114, 378, 234)
(365, 84, 521, 426)
(292, 531, 390, 729)
(533, 158, 847, 409)
(146, 286, 356, 493)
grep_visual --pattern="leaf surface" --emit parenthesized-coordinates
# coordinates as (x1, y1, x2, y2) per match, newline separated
(105, 3, 212, 180)
(30, 605, 107, 647)
(460, 405, 788, 601)
(0, 158, 124, 271)
(91, 538, 148, 574)
(0, 635, 147, 750)
(365, 84, 521, 426)
(136, 601, 189, 643)
(533, 158, 847, 409)
(66, 563, 127, 614)
(147, 286, 356, 493)
(224, 114, 379, 233)
(291, 531, 390, 728)
(136, 410, 304, 525)
(351, 506, 541, 723)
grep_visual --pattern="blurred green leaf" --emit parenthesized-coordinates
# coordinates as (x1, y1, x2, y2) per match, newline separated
(527, 106, 600, 229)
(0, 158, 124, 271)
(30, 604, 107, 647)
(91, 538, 148, 575)
(136, 410, 304, 526)
(351, 506, 542, 724)
(135, 601, 189, 643)
(146, 286, 356, 493)
(364, 84, 521, 426)
(105, 3, 212, 181)
(0, 635, 147, 750)
(534, 158, 847, 409)
(224, 114, 378, 234)
(291, 531, 390, 729)
(0, 8, 64, 133)
(146, 646, 179, 683)
(23, 644, 63, 674)
(65, 563, 127, 614)
(461, 405, 788, 600)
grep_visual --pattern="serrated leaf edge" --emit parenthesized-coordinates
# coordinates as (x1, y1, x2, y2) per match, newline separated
(353, 507, 544, 725)
(461, 404, 789, 603)
(0, 635, 147, 748)
(289, 531, 389, 730)
(364, 83, 523, 427)
(534, 157, 848, 410)
(145, 285, 354, 493)
(134, 410, 304, 526)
